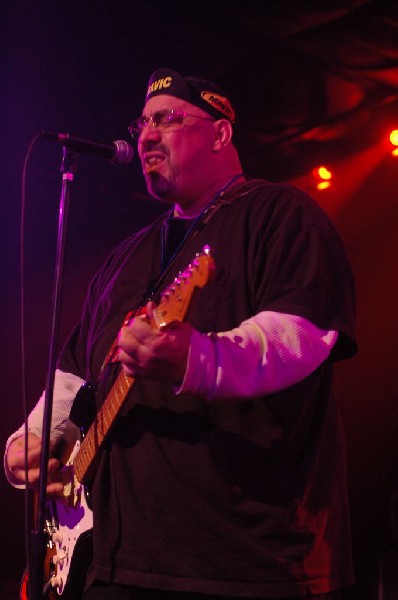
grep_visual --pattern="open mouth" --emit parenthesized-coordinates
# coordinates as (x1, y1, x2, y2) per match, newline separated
(143, 152, 166, 172)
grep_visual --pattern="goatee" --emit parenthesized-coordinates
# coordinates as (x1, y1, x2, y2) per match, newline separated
(148, 172, 173, 200)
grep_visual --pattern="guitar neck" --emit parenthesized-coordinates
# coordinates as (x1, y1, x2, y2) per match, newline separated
(72, 248, 215, 485)
(74, 370, 134, 483)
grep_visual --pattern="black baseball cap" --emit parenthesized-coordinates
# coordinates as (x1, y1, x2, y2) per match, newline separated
(145, 67, 237, 124)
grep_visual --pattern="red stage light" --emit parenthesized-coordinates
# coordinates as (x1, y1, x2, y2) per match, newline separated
(389, 130, 398, 146)
(317, 166, 332, 180)
(317, 180, 332, 190)
(312, 165, 332, 190)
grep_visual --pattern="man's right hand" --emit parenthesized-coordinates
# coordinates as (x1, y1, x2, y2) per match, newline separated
(6, 433, 64, 496)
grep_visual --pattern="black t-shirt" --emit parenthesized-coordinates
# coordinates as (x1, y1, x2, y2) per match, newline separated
(59, 180, 357, 597)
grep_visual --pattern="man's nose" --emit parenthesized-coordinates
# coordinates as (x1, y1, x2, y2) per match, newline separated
(139, 120, 163, 143)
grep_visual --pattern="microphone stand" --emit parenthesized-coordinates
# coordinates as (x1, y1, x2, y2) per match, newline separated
(29, 147, 78, 600)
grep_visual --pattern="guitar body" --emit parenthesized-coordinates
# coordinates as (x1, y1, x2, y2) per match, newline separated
(47, 439, 94, 596)
(20, 530, 92, 600)
(19, 440, 93, 598)
(48, 526, 93, 599)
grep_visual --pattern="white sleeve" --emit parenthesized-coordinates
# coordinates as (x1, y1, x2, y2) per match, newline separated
(176, 311, 338, 400)
(4, 369, 84, 487)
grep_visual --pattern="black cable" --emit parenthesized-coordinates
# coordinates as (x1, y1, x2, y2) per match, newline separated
(20, 131, 45, 600)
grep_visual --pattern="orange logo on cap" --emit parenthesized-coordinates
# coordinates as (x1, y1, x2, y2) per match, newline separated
(201, 91, 235, 122)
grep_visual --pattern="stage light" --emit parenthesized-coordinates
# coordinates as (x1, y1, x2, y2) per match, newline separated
(317, 166, 332, 180)
(389, 130, 398, 146)
(312, 165, 332, 190)
(317, 181, 332, 190)
(389, 130, 398, 156)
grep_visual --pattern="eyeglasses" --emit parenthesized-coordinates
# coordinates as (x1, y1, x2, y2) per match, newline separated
(128, 109, 215, 139)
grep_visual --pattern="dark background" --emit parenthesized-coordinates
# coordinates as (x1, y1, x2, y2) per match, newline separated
(2, 2, 398, 598)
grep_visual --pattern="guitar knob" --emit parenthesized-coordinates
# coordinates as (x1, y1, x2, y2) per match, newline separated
(52, 550, 67, 565)
(52, 530, 63, 544)
(50, 574, 63, 589)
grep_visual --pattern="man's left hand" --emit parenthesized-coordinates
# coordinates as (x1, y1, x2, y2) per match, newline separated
(117, 302, 193, 383)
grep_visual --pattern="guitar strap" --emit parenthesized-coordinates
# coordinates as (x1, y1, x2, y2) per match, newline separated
(100, 174, 253, 375)
(139, 178, 269, 308)
(98, 195, 226, 371)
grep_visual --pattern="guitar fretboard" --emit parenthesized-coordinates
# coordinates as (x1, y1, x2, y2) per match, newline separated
(74, 370, 134, 483)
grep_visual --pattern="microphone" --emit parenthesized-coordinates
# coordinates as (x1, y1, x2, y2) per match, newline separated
(42, 131, 134, 165)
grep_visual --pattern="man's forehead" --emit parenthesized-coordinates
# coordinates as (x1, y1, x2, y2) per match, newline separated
(142, 95, 195, 114)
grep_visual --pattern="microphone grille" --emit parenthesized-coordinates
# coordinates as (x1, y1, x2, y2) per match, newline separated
(112, 140, 134, 165)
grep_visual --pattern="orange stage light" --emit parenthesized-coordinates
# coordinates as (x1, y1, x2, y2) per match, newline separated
(317, 180, 332, 190)
(389, 130, 398, 146)
(317, 166, 332, 180)
(312, 165, 333, 190)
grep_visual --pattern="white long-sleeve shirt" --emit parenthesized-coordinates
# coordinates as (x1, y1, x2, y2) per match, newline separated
(5, 310, 337, 487)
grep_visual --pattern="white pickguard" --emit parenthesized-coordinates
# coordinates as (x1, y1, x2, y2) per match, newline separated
(47, 439, 93, 595)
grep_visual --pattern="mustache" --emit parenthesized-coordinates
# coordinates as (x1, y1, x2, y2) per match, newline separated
(141, 141, 169, 156)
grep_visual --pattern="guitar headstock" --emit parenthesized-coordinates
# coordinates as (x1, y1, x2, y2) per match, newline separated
(152, 245, 215, 328)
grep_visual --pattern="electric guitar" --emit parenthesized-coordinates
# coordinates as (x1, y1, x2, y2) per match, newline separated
(21, 246, 215, 598)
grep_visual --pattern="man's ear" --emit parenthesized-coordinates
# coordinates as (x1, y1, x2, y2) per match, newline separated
(213, 119, 233, 151)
